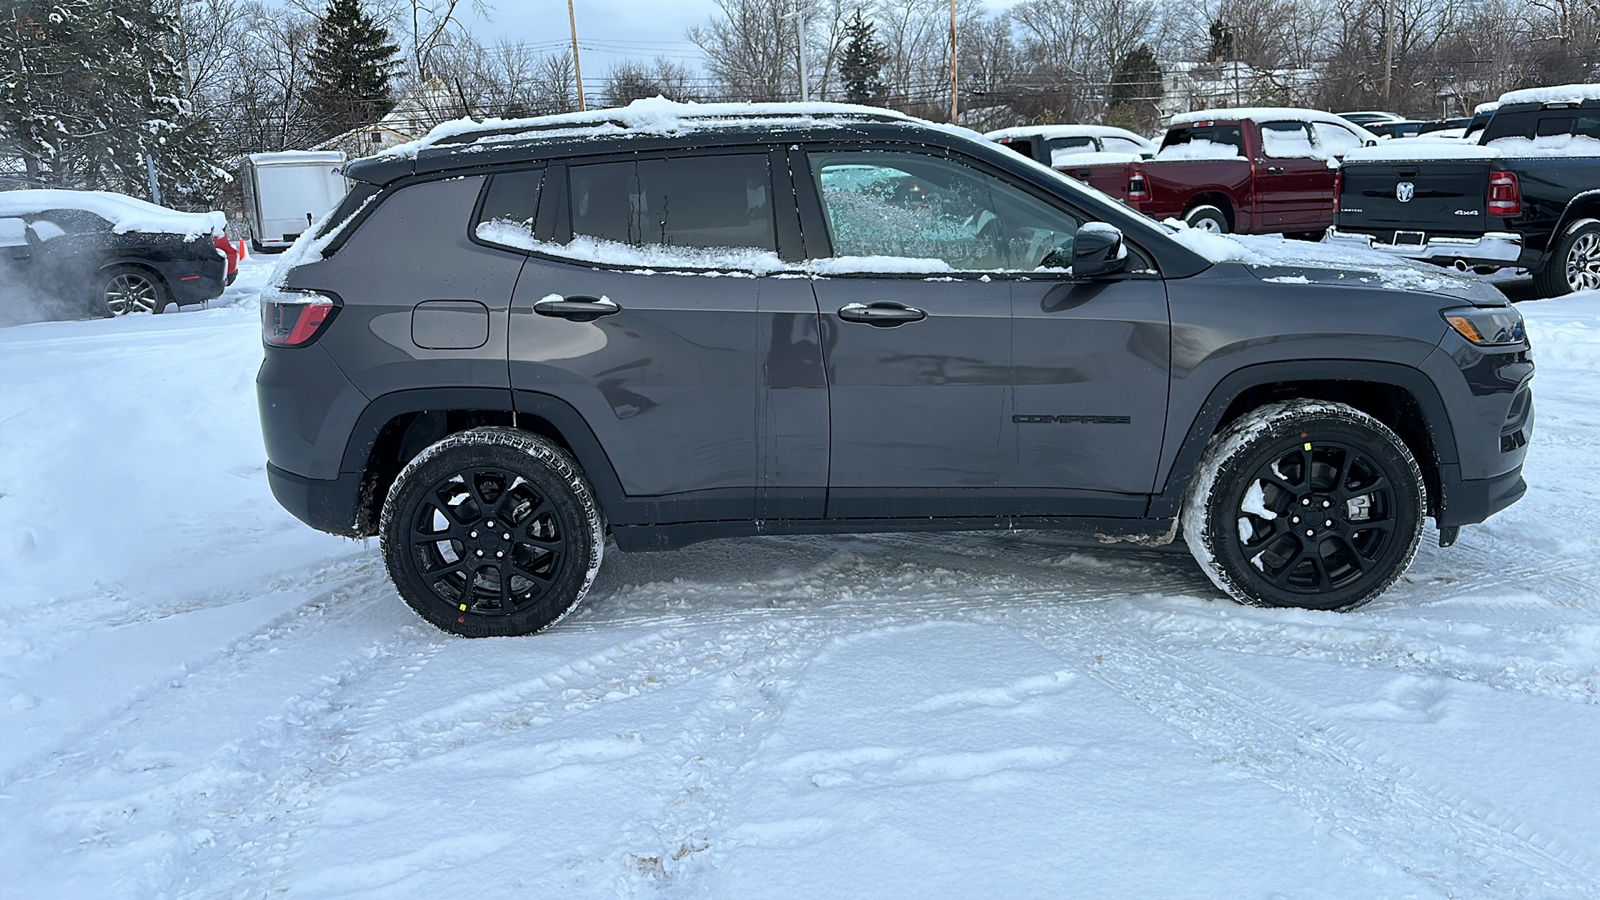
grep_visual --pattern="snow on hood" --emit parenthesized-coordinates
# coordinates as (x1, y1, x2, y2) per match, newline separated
(1498, 84, 1600, 106)
(1166, 223, 1493, 296)
(0, 189, 225, 238)
(1342, 139, 1506, 163)
(376, 97, 919, 159)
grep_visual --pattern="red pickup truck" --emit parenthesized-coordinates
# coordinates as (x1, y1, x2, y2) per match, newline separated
(1066, 108, 1376, 236)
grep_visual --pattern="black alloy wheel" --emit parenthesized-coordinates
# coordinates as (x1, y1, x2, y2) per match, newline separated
(1183, 401, 1424, 612)
(380, 428, 604, 637)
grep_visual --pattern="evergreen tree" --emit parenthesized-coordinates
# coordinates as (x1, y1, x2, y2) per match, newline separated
(839, 8, 887, 106)
(0, 0, 225, 206)
(1106, 45, 1163, 135)
(1209, 20, 1235, 62)
(306, 0, 399, 138)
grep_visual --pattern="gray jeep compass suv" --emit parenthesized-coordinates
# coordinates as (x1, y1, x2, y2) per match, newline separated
(257, 101, 1533, 636)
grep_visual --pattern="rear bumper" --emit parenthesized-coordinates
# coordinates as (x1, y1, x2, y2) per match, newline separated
(1326, 228, 1523, 265)
(267, 463, 367, 538)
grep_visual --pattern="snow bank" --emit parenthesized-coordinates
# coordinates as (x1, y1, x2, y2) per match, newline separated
(1498, 84, 1600, 106)
(0, 189, 224, 238)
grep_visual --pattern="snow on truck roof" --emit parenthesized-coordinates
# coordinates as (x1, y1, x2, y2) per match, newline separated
(1168, 107, 1376, 137)
(1497, 84, 1600, 106)
(0, 189, 224, 238)
(376, 97, 921, 159)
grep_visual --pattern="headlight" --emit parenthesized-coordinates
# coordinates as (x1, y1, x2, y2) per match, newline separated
(1441, 306, 1525, 346)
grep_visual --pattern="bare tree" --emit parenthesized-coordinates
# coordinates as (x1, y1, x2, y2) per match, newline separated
(688, 0, 800, 102)
(602, 57, 697, 107)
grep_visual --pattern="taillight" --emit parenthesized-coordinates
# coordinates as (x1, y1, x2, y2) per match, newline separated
(1128, 170, 1150, 202)
(1333, 169, 1343, 213)
(263, 291, 338, 347)
(1488, 170, 1521, 217)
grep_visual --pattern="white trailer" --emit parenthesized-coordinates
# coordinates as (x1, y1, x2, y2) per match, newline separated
(241, 151, 348, 252)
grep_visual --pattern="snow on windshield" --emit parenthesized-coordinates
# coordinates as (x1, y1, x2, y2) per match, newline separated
(0, 189, 224, 238)
(1156, 139, 1241, 161)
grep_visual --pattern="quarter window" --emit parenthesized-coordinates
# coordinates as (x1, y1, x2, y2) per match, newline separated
(808, 151, 1081, 271)
(478, 169, 545, 235)
(568, 154, 775, 252)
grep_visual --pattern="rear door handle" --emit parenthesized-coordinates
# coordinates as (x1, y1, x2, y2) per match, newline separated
(533, 294, 620, 322)
(1264, 166, 1286, 174)
(838, 302, 927, 326)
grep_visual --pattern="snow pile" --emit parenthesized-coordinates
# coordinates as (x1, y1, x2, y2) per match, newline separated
(1155, 138, 1241, 161)
(1488, 134, 1600, 158)
(0, 189, 224, 238)
(1343, 140, 1506, 162)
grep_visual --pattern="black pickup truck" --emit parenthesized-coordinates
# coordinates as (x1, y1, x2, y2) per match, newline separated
(1328, 85, 1600, 297)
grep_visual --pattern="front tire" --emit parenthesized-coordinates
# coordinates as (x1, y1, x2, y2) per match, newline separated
(1181, 400, 1424, 612)
(1533, 218, 1600, 298)
(379, 428, 605, 637)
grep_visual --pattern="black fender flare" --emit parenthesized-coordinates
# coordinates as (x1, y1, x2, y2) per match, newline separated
(1548, 192, 1600, 254)
(1149, 359, 1458, 518)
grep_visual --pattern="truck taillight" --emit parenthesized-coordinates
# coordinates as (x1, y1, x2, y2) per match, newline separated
(1488, 170, 1521, 217)
(1128, 170, 1150, 202)
(263, 291, 338, 347)
(1333, 169, 1343, 213)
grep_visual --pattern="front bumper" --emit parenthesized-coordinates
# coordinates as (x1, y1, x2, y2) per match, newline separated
(1326, 228, 1523, 265)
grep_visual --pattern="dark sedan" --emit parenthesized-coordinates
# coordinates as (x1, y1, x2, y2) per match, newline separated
(0, 189, 229, 323)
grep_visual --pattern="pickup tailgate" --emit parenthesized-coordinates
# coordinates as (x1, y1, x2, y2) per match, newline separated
(1337, 159, 1491, 237)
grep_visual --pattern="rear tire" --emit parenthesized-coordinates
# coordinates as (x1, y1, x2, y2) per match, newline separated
(98, 265, 169, 315)
(1181, 400, 1424, 612)
(379, 427, 605, 637)
(1185, 204, 1229, 234)
(1533, 218, 1600, 298)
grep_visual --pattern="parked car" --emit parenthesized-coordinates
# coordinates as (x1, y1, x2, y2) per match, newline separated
(258, 99, 1532, 636)
(1368, 120, 1426, 139)
(986, 124, 1157, 163)
(1070, 107, 1376, 235)
(1337, 111, 1409, 128)
(0, 190, 228, 319)
(1329, 84, 1600, 296)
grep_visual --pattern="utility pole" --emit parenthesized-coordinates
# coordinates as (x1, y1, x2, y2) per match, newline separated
(796, 0, 809, 101)
(1380, 0, 1396, 107)
(948, 0, 958, 123)
(568, 0, 585, 111)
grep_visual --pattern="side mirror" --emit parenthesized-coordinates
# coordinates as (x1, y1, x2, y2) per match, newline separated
(1365, 139, 1378, 147)
(1072, 223, 1129, 278)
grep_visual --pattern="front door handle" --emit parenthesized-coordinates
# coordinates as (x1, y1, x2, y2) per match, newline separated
(1264, 165, 1286, 174)
(838, 302, 927, 327)
(533, 294, 620, 322)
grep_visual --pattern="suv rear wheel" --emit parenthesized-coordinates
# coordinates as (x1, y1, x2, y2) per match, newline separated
(379, 427, 605, 637)
(1181, 400, 1424, 612)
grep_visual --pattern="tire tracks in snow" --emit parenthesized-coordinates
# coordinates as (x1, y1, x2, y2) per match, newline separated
(1009, 604, 1600, 899)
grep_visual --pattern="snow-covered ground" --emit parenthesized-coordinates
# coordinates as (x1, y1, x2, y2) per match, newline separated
(2, 258, 1599, 899)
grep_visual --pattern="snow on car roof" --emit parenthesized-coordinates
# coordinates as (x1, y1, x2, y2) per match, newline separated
(377, 97, 918, 159)
(1474, 101, 1501, 114)
(985, 124, 1155, 146)
(1169, 107, 1376, 138)
(1497, 84, 1600, 106)
(0, 189, 225, 238)
(1342, 139, 1505, 162)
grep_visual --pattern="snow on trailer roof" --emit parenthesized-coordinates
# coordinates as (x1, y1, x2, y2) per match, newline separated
(1497, 84, 1600, 106)
(248, 151, 347, 165)
(0, 189, 224, 238)
(1168, 107, 1376, 137)
(376, 97, 919, 159)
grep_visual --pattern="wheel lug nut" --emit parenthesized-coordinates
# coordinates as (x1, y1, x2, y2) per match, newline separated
(1324, 519, 1333, 527)
(475, 550, 484, 557)
(1305, 529, 1315, 537)
(1322, 500, 1331, 508)
(487, 521, 496, 528)
(503, 533, 511, 540)
(470, 531, 478, 538)
(1292, 516, 1301, 524)
(496, 550, 504, 558)
(1301, 498, 1311, 506)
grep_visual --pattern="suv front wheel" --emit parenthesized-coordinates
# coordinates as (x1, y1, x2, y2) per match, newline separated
(1181, 400, 1424, 611)
(379, 427, 605, 637)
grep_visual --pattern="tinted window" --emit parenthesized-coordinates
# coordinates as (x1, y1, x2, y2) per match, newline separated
(478, 169, 545, 234)
(1160, 125, 1245, 156)
(1576, 116, 1600, 139)
(568, 154, 775, 251)
(809, 150, 1081, 271)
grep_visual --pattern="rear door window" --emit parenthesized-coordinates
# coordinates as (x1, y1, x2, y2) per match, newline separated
(568, 154, 775, 253)
(1260, 121, 1318, 158)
